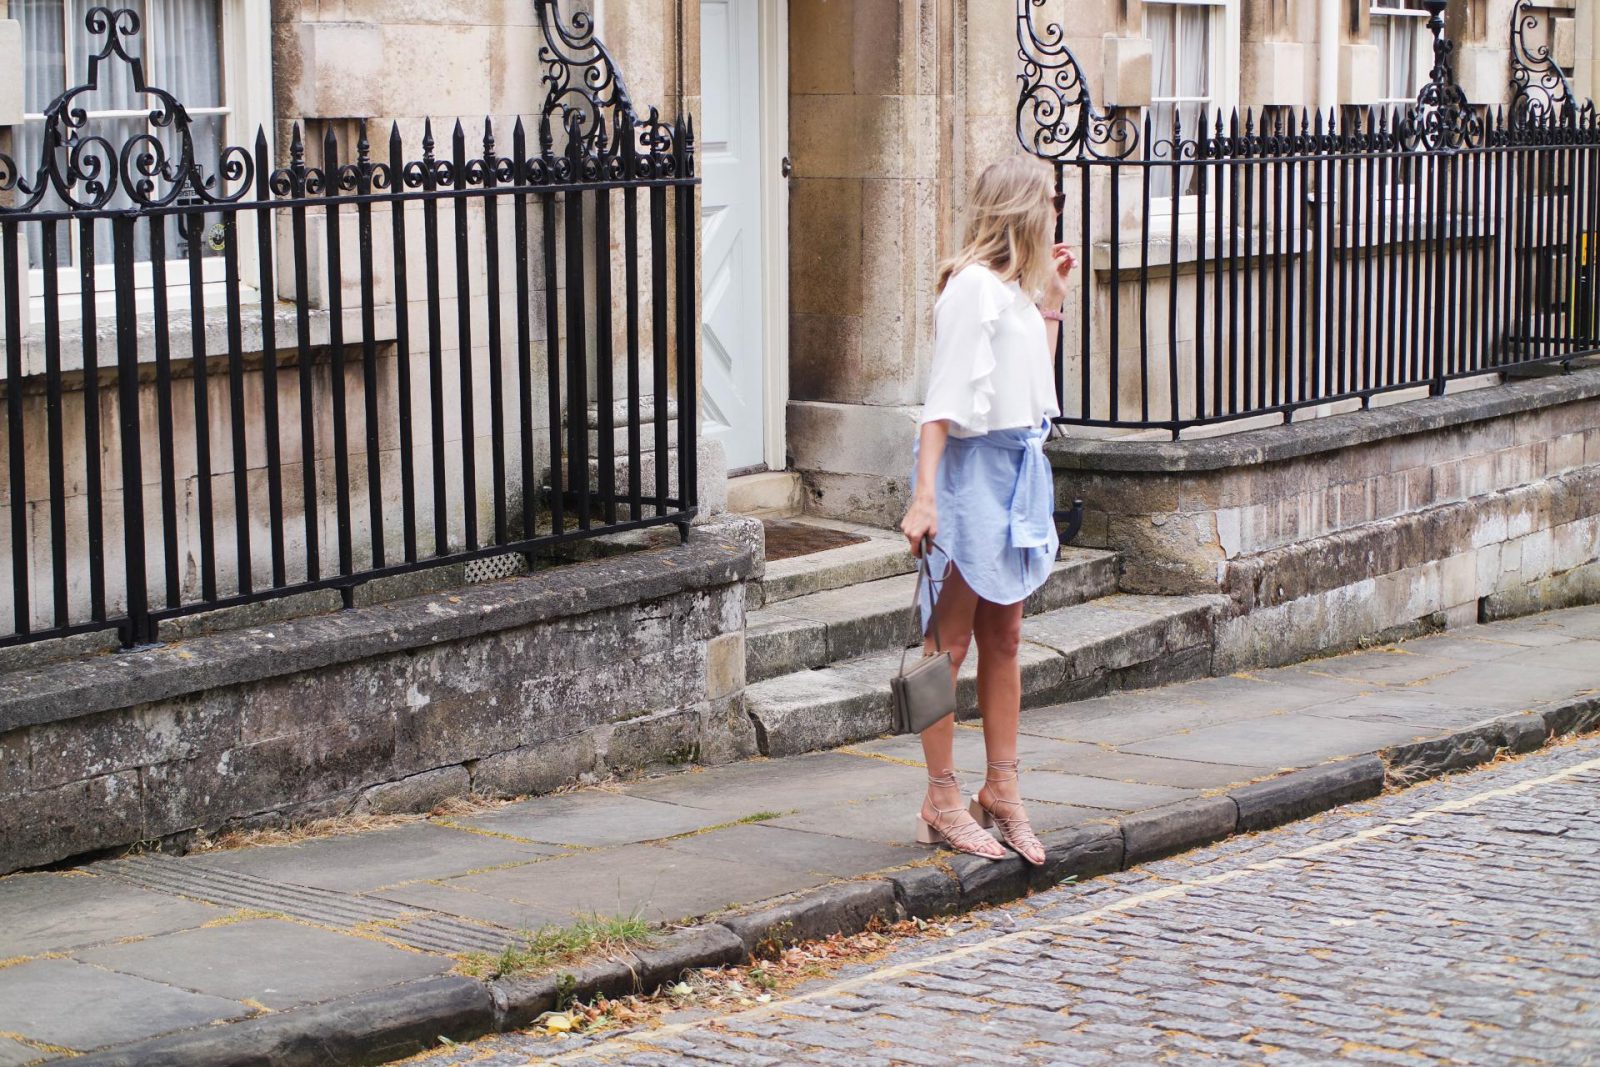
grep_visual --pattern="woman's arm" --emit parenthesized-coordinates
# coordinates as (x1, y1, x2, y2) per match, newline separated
(1039, 243, 1076, 356)
(900, 419, 950, 556)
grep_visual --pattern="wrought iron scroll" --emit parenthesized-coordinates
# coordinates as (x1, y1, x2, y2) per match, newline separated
(1410, 0, 1481, 149)
(0, 5, 252, 213)
(533, 0, 683, 179)
(1015, 0, 1137, 161)
(1510, 0, 1576, 126)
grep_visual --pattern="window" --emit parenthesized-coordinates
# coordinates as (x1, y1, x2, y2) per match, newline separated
(18, 0, 228, 271)
(1371, 1, 1429, 108)
(1147, 0, 1223, 198)
(14, 0, 270, 322)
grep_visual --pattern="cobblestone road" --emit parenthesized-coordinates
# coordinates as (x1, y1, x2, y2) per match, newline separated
(431, 737, 1600, 1066)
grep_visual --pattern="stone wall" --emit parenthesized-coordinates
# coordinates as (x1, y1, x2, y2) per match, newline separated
(1050, 370, 1600, 671)
(0, 527, 757, 875)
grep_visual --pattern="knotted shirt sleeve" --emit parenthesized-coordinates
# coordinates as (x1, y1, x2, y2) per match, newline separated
(920, 265, 1012, 436)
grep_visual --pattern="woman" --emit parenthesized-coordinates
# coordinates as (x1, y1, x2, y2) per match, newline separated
(900, 155, 1074, 865)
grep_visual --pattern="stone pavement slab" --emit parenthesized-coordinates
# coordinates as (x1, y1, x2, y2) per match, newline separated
(767, 790, 1102, 841)
(1406, 659, 1599, 704)
(1017, 744, 1273, 789)
(0, 958, 246, 1051)
(1277, 647, 1472, 686)
(1, 605, 1598, 1065)
(74, 918, 452, 1011)
(380, 842, 817, 926)
(1121, 710, 1426, 766)
(185, 822, 560, 894)
(1295, 690, 1501, 729)
(0, 872, 220, 958)
(618, 751, 929, 816)
(450, 792, 730, 848)
(1006, 770, 1196, 811)
(849, 726, 1101, 770)
(1014, 675, 1359, 747)
(658, 823, 919, 879)
(0, 1038, 37, 1067)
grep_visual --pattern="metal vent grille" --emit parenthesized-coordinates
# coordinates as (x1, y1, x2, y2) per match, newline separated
(464, 552, 530, 584)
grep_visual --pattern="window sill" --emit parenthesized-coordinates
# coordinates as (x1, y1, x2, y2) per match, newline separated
(3, 300, 402, 380)
(1090, 213, 1503, 276)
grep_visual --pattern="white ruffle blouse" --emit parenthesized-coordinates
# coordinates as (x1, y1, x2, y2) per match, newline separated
(920, 263, 1061, 437)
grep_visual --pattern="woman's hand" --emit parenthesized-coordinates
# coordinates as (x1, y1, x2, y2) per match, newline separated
(1045, 243, 1076, 307)
(900, 492, 938, 557)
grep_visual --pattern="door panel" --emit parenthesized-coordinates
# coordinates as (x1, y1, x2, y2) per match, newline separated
(699, 0, 765, 471)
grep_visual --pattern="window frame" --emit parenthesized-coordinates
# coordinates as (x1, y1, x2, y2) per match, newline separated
(1143, 0, 1239, 215)
(18, 0, 274, 323)
(1370, 2, 1431, 110)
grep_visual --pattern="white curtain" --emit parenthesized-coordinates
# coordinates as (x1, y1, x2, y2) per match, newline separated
(15, 0, 223, 267)
(1177, 6, 1211, 117)
(1148, 3, 1176, 197)
(148, 0, 225, 264)
(16, 0, 68, 266)
(1148, 2, 1212, 198)
(1389, 19, 1416, 103)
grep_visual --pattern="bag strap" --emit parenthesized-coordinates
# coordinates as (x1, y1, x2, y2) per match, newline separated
(898, 537, 945, 678)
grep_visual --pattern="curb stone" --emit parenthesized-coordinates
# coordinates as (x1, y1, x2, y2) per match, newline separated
(716, 880, 899, 956)
(70, 976, 494, 1067)
(1120, 795, 1239, 867)
(1229, 755, 1387, 833)
(85, 695, 1600, 1066)
(487, 927, 746, 1034)
(1028, 822, 1124, 890)
(885, 864, 963, 919)
(1540, 693, 1600, 738)
(1382, 710, 1547, 784)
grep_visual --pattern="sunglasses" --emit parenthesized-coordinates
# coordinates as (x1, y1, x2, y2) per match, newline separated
(1051, 193, 1066, 214)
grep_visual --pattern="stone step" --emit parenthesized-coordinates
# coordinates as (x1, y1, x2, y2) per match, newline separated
(750, 519, 914, 610)
(745, 548, 1121, 683)
(744, 593, 1222, 759)
(726, 470, 805, 518)
(577, 400, 681, 460)
(585, 446, 681, 493)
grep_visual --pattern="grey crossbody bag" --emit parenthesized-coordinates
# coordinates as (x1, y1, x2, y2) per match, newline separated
(890, 542, 958, 734)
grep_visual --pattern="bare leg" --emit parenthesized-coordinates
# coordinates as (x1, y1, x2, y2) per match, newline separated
(917, 565, 976, 808)
(973, 597, 1025, 766)
(916, 565, 1004, 859)
(973, 597, 1045, 864)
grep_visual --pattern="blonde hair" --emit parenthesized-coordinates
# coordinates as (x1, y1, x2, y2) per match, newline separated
(937, 156, 1056, 298)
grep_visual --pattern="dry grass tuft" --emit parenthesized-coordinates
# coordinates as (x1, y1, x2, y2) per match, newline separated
(193, 813, 423, 853)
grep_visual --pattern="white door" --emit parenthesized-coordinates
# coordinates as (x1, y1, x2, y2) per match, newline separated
(699, 0, 766, 472)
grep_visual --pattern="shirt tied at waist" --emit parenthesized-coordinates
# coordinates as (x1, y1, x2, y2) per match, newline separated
(945, 422, 1055, 550)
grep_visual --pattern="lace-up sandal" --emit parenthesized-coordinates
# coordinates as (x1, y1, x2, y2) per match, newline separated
(969, 760, 1046, 866)
(916, 771, 1007, 860)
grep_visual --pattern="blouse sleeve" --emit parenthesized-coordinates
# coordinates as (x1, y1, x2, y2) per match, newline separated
(920, 266, 1011, 435)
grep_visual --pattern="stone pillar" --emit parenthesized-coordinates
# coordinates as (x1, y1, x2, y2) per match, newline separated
(1576, 0, 1599, 102)
(785, 0, 948, 525)
(1241, 0, 1313, 109)
(783, 0, 1130, 526)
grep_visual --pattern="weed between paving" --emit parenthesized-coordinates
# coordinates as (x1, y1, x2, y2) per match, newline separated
(402, 917, 965, 1061)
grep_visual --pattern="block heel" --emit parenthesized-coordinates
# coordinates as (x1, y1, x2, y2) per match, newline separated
(967, 796, 994, 828)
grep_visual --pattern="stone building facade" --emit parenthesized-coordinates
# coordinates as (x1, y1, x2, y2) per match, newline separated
(2, 0, 1599, 872)
(0, 0, 1595, 579)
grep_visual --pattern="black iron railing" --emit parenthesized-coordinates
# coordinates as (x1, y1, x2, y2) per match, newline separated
(0, 3, 698, 648)
(1018, 0, 1600, 437)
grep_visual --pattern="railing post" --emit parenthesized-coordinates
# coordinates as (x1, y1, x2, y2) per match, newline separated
(675, 115, 697, 543)
(112, 214, 151, 645)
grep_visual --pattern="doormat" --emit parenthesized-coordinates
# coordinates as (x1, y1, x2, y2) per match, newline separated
(762, 520, 871, 562)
